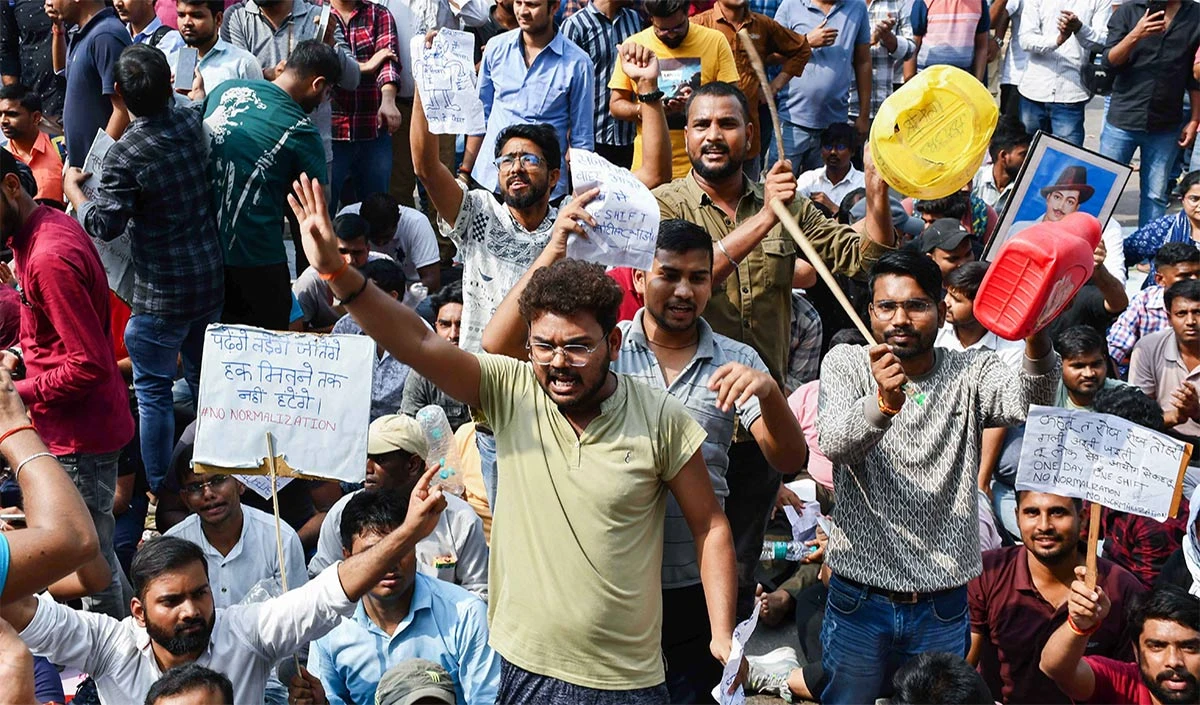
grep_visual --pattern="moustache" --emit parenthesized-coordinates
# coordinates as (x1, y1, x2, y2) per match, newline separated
(175, 617, 206, 635)
(700, 143, 729, 154)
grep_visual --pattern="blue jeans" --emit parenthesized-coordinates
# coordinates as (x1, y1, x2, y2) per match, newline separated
(476, 428, 497, 512)
(769, 121, 825, 176)
(1100, 121, 1181, 227)
(60, 451, 130, 618)
(125, 310, 219, 493)
(1019, 97, 1086, 147)
(991, 481, 1019, 543)
(820, 574, 970, 704)
(330, 133, 393, 212)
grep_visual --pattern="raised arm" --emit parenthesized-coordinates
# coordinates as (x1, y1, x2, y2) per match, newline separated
(288, 173, 482, 408)
(1040, 566, 1105, 701)
(621, 43, 671, 190)
(0, 369, 101, 603)
(411, 86, 466, 229)
(710, 362, 809, 475)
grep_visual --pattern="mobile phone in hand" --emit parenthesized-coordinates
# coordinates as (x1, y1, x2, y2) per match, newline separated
(174, 47, 199, 92)
(1148, 0, 1168, 15)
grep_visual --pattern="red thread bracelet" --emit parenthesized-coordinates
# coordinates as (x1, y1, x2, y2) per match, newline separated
(318, 260, 350, 282)
(1067, 615, 1099, 636)
(0, 424, 35, 448)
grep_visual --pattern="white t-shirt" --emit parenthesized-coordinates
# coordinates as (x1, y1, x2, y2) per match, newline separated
(796, 165, 866, 208)
(442, 182, 555, 353)
(339, 202, 441, 284)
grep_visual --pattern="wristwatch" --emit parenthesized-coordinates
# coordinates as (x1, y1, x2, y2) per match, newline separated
(637, 89, 665, 103)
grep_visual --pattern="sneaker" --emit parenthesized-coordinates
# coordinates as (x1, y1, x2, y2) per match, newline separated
(746, 646, 799, 701)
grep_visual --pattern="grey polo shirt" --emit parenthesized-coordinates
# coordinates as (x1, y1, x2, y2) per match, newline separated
(1129, 327, 1200, 438)
(614, 309, 766, 589)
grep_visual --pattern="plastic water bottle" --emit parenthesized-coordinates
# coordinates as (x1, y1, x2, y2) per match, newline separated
(415, 405, 465, 497)
(760, 540, 818, 561)
(975, 211, 1102, 341)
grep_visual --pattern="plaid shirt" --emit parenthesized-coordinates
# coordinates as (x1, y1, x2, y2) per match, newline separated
(331, 0, 401, 142)
(787, 291, 822, 394)
(561, 2, 642, 147)
(1107, 285, 1171, 375)
(77, 105, 223, 321)
(849, 0, 914, 118)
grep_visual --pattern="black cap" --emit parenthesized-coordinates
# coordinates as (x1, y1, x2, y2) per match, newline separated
(917, 218, 970, 253)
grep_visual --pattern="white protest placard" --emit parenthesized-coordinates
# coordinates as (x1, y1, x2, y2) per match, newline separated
(78, 129, 135, 304)
(710, 607, 758, 705)
(411, 29, 485, 135)
(1016, 405, 1191, 521)
(193, 324, 374, 484)
(567, 149, 660, 271)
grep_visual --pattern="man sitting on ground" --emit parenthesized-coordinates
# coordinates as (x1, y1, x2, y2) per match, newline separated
(1110, 242, 1200, 376)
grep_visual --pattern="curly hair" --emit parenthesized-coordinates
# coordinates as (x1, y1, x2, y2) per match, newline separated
(518, 259, 623, 335)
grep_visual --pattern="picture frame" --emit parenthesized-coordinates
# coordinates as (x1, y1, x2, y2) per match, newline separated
(983, 132, 1132, 261)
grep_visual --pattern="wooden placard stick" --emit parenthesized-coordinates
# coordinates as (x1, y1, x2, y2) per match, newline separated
(1084, 505, 1101, 589)
(736, 28, 785, 162)
(265, 432, 304, 674)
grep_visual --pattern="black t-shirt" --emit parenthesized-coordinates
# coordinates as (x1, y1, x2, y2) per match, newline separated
(1046, 284, 1115, 340)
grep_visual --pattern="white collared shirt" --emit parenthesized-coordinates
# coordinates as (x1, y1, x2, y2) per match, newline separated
(1017, 0, 1111, 104)
(165, 505, 308, 608)
(19, 566, 355, 705)
(796, 165, 866, 207)
(935, 323, 1027, 370)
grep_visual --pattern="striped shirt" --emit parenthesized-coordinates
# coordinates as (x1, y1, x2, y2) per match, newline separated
(614, 310, 765, 589)
(561, 2, 642, 148)
(911, 0, 989, 71)
(849, 0, 915, 118)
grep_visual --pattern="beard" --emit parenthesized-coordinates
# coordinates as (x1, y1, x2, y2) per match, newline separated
(691, 144, 743, 181)
(145, 614, 214, 656)
(1141, 663, 1199, 704)
(648, 298, 697, 333)
(501, 175, 548, 210)
(881, 323, 935, 359)
(538, 358, 612, 411)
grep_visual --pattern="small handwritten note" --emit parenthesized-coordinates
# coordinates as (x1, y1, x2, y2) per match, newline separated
(78, 129, 135, 304)
(235, 474, 294, 499)
(194, 324, 373, 484)
(711, 608, 759, 705)
(568, 149, 660, 271)
(1016, 406, 1191, 521)
(411, 30, 485, 135)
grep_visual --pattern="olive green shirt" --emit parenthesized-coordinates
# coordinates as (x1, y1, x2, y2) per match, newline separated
(655, 173, 892, 385)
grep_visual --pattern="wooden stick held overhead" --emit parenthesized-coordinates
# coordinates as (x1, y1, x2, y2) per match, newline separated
(736, 29, 785, 161)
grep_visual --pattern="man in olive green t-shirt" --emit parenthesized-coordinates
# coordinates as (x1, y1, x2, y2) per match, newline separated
(285, 174, 744, 703)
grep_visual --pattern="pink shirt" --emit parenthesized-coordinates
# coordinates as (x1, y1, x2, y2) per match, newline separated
(788, 381, 833, 490)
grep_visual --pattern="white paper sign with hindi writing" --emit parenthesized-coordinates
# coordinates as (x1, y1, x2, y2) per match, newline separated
(1016, 405, 1192, 521)
(710, 606, 758, 705)
(193, 324, 373, 484)
(567, 149, 660, 271)
(411, 29, 485, 135)
(78, 129, 135, 305)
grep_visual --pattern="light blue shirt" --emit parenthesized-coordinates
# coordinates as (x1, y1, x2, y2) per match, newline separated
(775, 0, 871, 129)
(472, 29, 595, 200)
(132, 17, 185, 70)
(0, 533, 9, 597)
(309, 573, 499, 705)
(197, 39, 265, 94)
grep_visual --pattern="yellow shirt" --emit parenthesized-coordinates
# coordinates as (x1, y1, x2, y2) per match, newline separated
(476, 353, 706, 688)
(453, 422, 493, 542)
(609, 24, 739, 179)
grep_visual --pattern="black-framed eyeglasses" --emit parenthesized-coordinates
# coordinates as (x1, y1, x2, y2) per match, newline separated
(526, 340, 599, 367)
(494, 153, 545, 172)
(869, 299, 936, 320)
(182, 474, 232, 497)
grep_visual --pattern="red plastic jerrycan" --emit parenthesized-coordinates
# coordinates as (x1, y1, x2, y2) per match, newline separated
(975, 212, 1102, 341)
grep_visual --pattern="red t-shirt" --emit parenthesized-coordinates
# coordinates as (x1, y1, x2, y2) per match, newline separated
(1084, 656, 1152, 705)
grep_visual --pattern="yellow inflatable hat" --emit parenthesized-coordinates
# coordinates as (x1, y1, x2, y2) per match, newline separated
(869, 65, 999, 200)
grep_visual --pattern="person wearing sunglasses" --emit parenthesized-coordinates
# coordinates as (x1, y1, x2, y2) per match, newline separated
(795, 122, 864, 218)
(813, 249, 1060, 704)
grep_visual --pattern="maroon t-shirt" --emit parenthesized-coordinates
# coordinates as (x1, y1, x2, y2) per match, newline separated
(968, 546, 1147, 703)
(1085, 656, 1153, 705)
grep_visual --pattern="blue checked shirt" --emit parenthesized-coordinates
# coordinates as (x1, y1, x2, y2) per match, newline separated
(614, 310, 766, 589)
(849, 0, 915, 118)
(1108, 285, 1171, 375)
(561, 2, 642, 148)
(77, 105, 223, 321)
